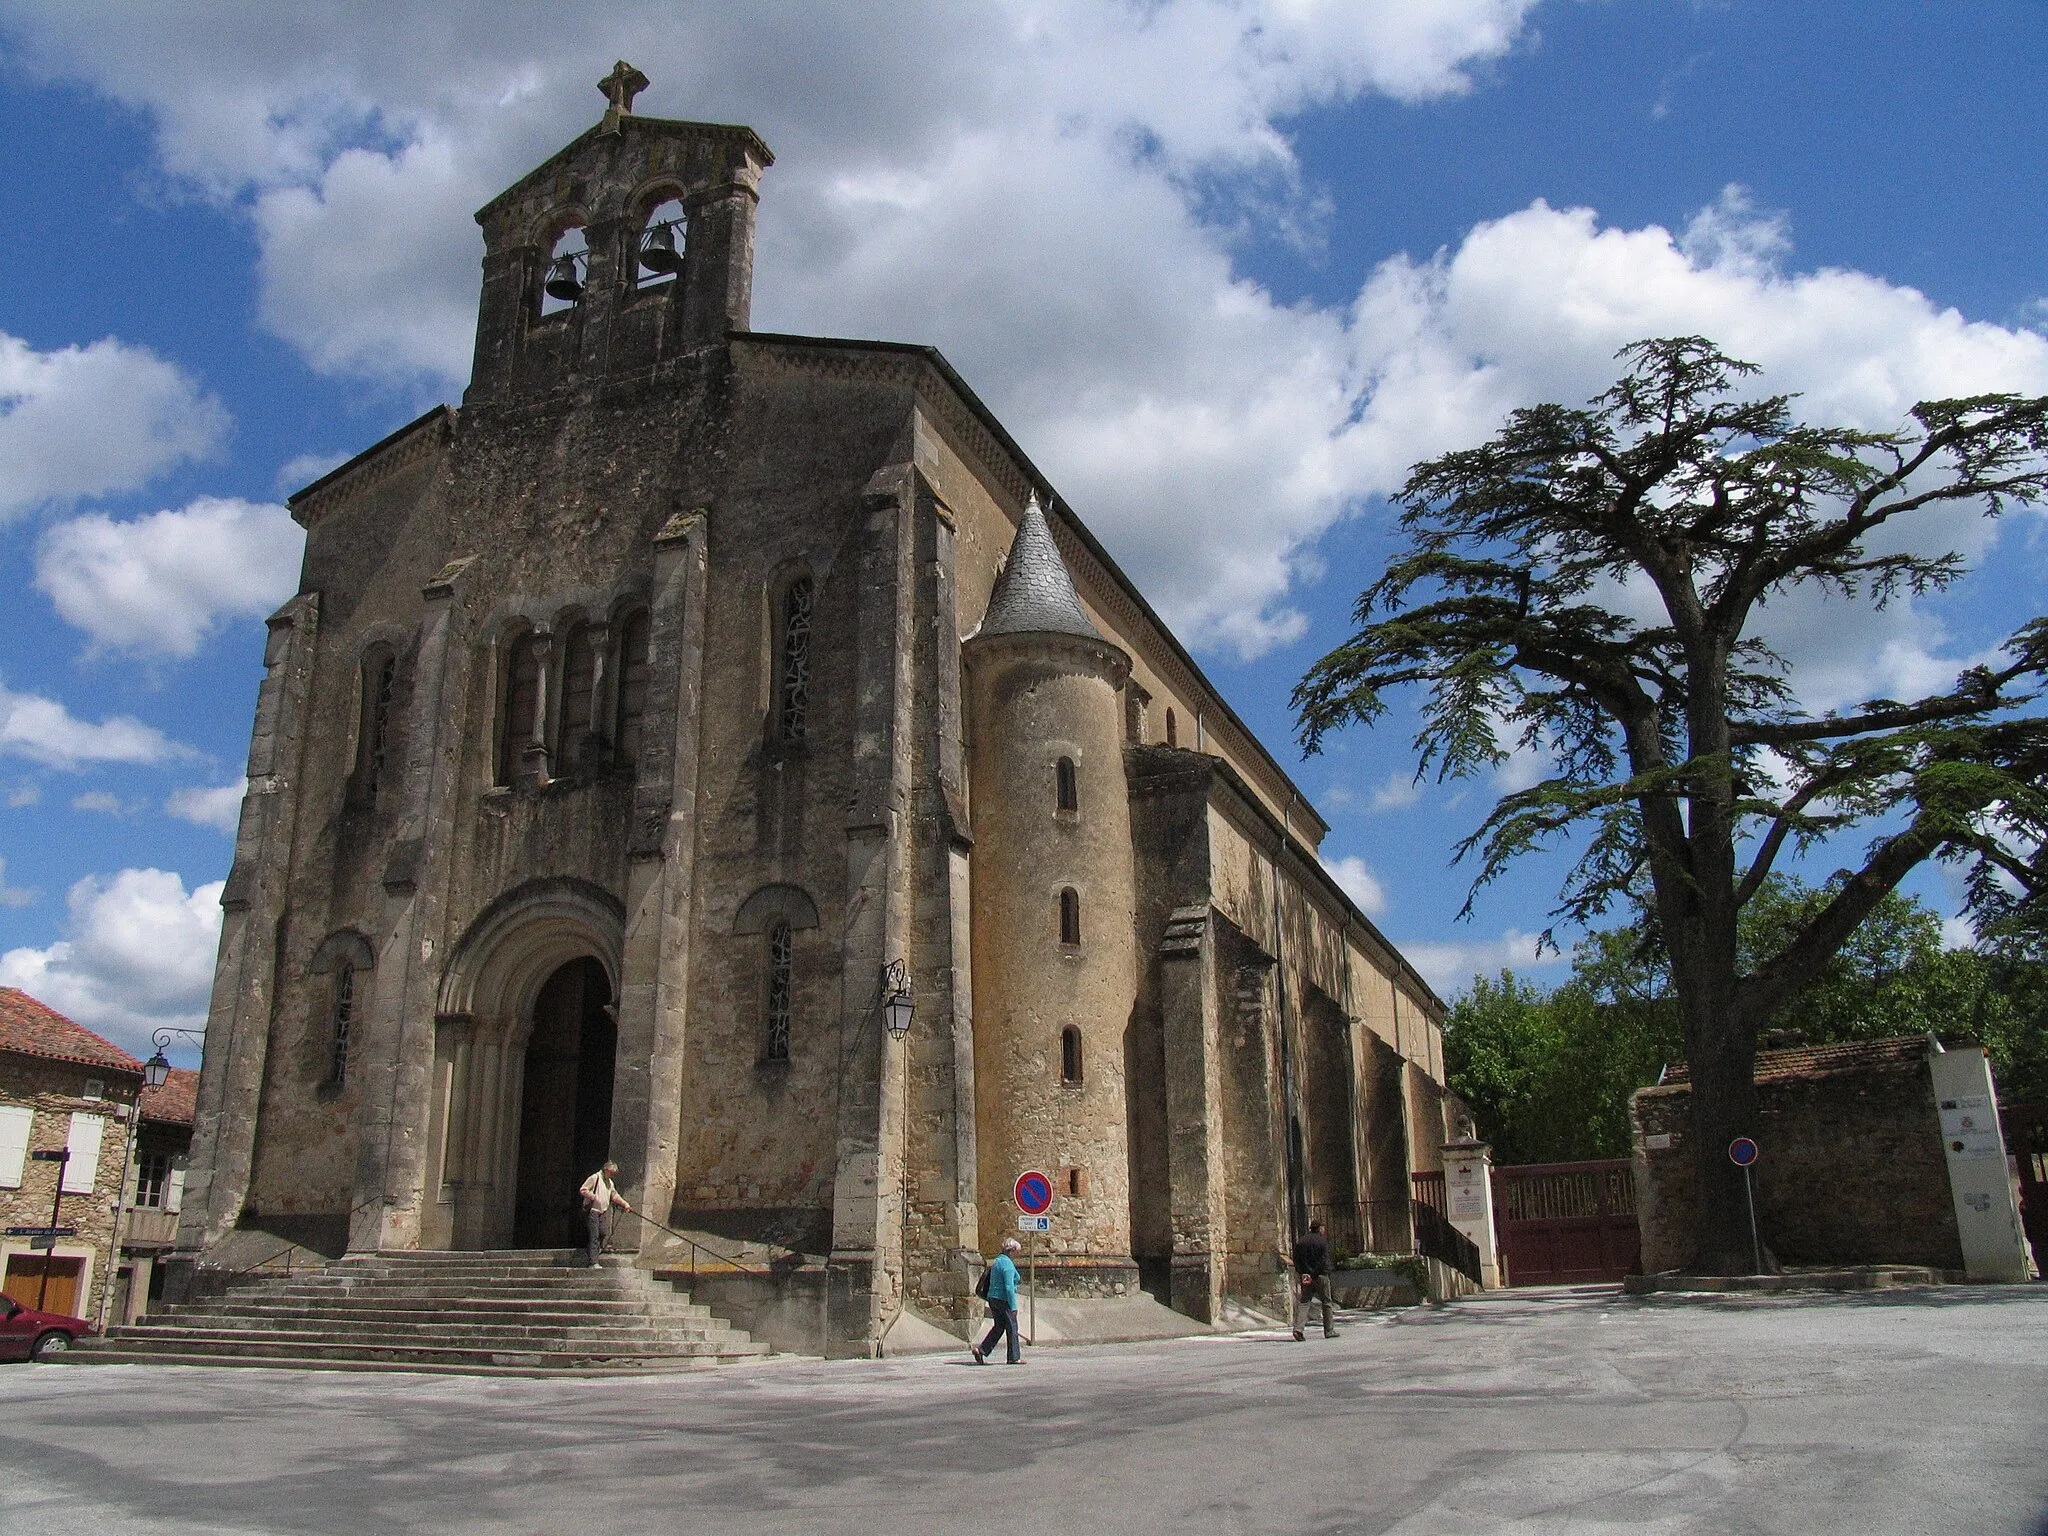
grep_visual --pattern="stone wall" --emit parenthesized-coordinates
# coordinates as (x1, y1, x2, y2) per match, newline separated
(1630, 1043, 1964, 1273)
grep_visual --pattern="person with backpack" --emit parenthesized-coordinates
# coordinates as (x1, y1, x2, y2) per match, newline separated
(970, 1236, 1024, 1364)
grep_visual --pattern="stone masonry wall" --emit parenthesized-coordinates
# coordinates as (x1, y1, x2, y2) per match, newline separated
(1631, 1058, 1963, 1272)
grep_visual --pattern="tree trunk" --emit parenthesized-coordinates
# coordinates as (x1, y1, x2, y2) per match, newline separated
(1678, 991, 1773, 1275)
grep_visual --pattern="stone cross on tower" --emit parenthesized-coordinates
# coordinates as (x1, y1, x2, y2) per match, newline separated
(599, 60, 651, 131)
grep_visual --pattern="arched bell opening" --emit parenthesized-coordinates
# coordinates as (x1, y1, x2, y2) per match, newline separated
(512, 957, 617, 1249)
(636, 196, 686, 287)
(541, 223, 590, 315)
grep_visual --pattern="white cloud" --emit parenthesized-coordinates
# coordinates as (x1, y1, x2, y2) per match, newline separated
(1321, 852, 1388, 916)
(0, 331, 228, 522)
(10, 16, 2045, 666)
(0, 678, 189, 770)
(5, 782, 40, 808)
(1, 1, 1540, 657)
(35, 496, 304, 658)
(276, 450, 350, 493)
(70, 791, 134, 817)
(165, 779, 246, 834)
(0, 868, 223, 1054)
(1368, 769, 1424, 814)
(1401, 927, 1564, 996)
(0, 857, 33, 908)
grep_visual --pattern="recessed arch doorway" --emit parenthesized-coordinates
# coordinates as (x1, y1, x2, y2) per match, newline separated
(424, 878, 625, 1251)
(513, 956, 617, 1248)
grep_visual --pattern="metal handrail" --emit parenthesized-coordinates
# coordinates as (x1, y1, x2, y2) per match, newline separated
(208, 1195, 384, 1287)
(632, 1210, 785, 1280)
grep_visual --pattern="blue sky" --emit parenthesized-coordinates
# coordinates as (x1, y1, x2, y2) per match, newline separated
(0, 2, 2043, 1059)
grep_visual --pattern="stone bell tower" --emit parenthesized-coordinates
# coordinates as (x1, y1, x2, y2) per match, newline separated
(464, 61, 774, 405)
(966, 497, 1140, 1287)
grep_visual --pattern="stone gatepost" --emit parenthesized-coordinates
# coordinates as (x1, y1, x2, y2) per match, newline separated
(1442, 1140, 1501, 1288)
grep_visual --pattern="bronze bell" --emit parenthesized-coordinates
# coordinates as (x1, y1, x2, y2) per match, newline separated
(639, 220, 683, 276)
(544, 254, 585, 302)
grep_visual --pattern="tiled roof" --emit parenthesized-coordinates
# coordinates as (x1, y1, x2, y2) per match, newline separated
(0, 987, 143, 1075)
(1659, 1035, 1935, 1088)
(140, 1067, 199, 1126)
(973, 494, 1105, 642)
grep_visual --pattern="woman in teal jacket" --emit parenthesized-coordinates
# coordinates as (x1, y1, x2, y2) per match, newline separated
(971, 1237, 1023, 1364)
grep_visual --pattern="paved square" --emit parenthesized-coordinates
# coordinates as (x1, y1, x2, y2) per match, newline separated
(5, 1285, 2044, 1534)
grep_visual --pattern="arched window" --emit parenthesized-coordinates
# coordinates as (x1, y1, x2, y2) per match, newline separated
(764, 920, 793, 1061)
(498, 631, 542, 785)
(637, 198, 686, 287)
(1061, 1026, 1083, 1084)
(778, 576, 814, 743)
(1165, 707, 1178, 747)
(330, 962, 357, 1085)
(559, 623, 598, 762)
(541, 224, 588, 315)
(355, 647, 397, 803)
(1056, 756, 1078, 814)
(1059, 887, 1081, 946)
(614, 610, 651, 767)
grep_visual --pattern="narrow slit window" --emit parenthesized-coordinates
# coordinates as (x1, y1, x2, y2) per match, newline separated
(1056, 756, 1078, 813)
(330, 962, 356, 1085)
(358, 651, 397, 801)
(778, 577, 813, 743)
(1059, 887, 1081, 946)
(498, 633, 542, 784)
(559, 624, 598, 760)
(1165, 707, 1177, 747)
(1061, 1026, 1083, 1085)
(614, 611, 651, 768)
(765, 920, 793, 1061)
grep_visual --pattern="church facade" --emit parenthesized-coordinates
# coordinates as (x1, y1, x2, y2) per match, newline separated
(172, 72, 1453, 1356)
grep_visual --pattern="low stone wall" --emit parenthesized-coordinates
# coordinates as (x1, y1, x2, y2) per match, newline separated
(1630, 1041, 1963, 1273)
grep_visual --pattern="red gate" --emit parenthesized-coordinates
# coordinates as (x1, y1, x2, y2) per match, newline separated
(1491, 1159, 1640, 1284)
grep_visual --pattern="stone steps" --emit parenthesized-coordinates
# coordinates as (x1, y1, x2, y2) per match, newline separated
(63, 1249, 772, 1376)
(105, 1316, 752, 1347)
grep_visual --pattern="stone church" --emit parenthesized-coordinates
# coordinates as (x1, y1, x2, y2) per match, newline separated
(172, 67, 1453, 1355)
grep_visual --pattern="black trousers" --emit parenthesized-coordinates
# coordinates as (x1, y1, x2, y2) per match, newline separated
(978, 1300, 1021, 1362)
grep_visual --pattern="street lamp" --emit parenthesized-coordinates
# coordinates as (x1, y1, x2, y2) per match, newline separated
(145, 1026, 204, 1088)
(881, 959, 913, 1039)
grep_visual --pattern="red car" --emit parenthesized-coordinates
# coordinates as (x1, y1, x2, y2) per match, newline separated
(0, 1295, 96, 1361)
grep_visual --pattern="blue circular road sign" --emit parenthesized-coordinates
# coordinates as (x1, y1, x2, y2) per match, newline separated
(1015, 1170, 1054, 1216)
(1728, 1136, 1760, 1167)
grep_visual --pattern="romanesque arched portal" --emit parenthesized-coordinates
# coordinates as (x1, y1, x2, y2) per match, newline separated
(424, 879, 624, 1250)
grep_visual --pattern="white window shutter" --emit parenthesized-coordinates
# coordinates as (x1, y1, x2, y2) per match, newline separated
(63, 1113, 105, 1194)
(166, 1161, 187, 1214)
(0, 1104, 31, 1188)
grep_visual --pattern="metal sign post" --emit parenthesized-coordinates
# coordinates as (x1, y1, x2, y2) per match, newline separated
(1728, 1137, 1762, 1275)
(1014, 1171, 1054, 1348)
(29, 1147, 70, 1311)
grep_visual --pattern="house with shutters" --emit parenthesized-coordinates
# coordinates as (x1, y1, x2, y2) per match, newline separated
(0, 988, 149, 1323)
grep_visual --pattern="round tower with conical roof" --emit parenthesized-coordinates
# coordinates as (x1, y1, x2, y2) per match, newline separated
(965, 495, 1138, 1287)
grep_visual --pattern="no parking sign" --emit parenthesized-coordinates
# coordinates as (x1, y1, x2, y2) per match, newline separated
(1014, 1170, 1054, 1216)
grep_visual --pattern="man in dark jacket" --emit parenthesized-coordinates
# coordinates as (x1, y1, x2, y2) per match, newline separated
(1291, 1219, 1336, 1341)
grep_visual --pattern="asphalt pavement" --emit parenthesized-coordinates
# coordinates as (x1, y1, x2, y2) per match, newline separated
(4, 1283, 2044, 1535)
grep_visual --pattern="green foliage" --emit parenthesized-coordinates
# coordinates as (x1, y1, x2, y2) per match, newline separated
(1445, 880, 2048, 1162)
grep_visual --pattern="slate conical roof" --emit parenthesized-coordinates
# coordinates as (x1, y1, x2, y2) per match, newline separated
(976, 495, 1104, 641)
